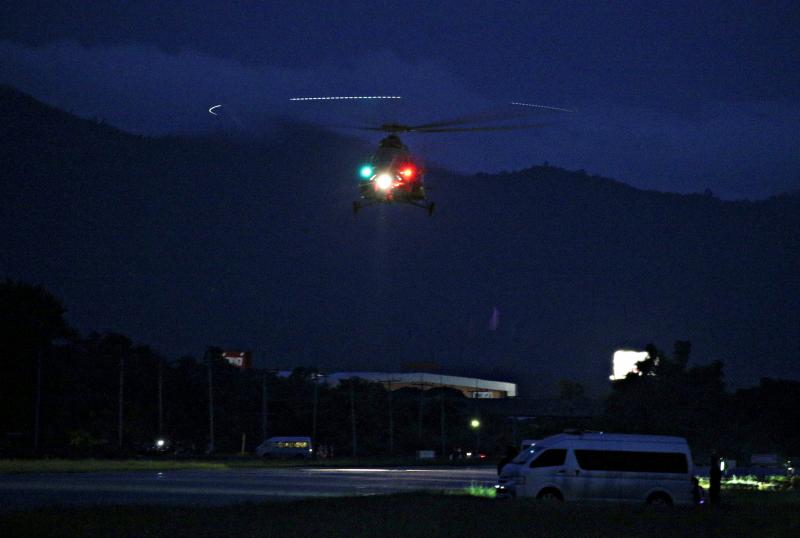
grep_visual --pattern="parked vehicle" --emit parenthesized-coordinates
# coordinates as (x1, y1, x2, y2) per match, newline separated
(497, 432, 697, 506)
(255, 436, 313, 459)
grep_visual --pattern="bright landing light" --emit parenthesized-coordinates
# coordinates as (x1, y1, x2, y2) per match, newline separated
(376, 173, 393, 190)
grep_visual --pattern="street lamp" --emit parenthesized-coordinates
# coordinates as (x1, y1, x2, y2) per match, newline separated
(470, 418, 481, 455)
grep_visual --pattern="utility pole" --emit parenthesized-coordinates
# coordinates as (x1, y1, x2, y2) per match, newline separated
(440, 392, 446, 458)
(473, 379, 479, 454)
(118, 352, 125, 448)
(261, 370, 268, 441)
(418, 374, 424, 441)
(206, 349, 215, 454)
(511, 396, 518, 448)
(350, 381, 357, 457)
(33, 345, 43, 452)
(157, 358, 164, 437)
(387, 378, 394, 455)
(439, 373, 446, 458)
(311, 371, 319, 444)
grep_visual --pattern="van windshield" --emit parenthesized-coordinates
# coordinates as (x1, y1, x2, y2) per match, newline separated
(512, 445, 543, 464)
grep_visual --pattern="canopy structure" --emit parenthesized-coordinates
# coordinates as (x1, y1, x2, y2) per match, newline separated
(323, 371, 517, 399)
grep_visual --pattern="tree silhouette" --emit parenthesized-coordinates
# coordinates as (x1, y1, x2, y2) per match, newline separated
(0, 280, 74, 449)
(604, 340, 727, 451)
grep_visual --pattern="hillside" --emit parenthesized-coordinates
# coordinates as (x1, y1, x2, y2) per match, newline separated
(1, 86, 798, 394)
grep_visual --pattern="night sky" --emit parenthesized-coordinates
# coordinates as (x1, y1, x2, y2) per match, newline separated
(2, 1, 798, 199)
(2, 2, 799, 395)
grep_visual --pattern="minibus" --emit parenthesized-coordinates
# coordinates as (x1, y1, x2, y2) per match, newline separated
(497, 432, 696, 505)
(255, 436, 313, 459)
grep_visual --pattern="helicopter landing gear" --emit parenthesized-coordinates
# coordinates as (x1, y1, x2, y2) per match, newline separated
(407, 199, 435, 216)
(354, 199, 434, 215)
(353, 199, 377, 215)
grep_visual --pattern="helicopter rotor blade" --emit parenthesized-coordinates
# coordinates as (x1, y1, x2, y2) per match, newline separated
(331, 125, 390, 131)
(407, 110, 530, 131)
(322, 101, 572, 133)
(510, 101, 576, 113)
(407, 103, 572, 131)
(413, 123, 551, 133)
(289, 95, 403, 101)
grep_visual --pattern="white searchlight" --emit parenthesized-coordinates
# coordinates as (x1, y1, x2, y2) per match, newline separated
(376, 173, 393, 190)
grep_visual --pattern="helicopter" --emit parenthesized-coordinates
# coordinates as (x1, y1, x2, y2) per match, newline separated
(354, 128, 431, 215)
(289, 97, 573, 216)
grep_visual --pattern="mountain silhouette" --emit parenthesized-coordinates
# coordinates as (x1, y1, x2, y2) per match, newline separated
(2, 85, 798, 395)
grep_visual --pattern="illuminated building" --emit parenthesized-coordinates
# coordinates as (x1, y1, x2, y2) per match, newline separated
(222, 351, 252, 369)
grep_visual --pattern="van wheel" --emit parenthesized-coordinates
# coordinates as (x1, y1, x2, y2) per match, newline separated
(647, 492, 673, 506)
(536, 488, 563, 501)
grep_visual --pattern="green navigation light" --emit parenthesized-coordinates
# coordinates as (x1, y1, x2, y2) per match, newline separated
(359, 165, 374, 179)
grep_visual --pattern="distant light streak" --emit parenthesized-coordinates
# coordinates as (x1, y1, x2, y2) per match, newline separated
(289, 96, 403, 101)
(489, 307, 500, 331)
(510, 102, 575, 113)
(208, 104, 222, 115)
(306, 468, 393, 473)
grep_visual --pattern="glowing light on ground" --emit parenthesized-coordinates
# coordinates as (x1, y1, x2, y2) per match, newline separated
(208, 104, 222, 115)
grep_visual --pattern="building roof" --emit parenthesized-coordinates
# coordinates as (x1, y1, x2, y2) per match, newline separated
(322, 371, 517, 397)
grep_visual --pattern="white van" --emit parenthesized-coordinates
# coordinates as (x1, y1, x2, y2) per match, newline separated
(497, 432, 696, 506)
(256, 436, 313, 459)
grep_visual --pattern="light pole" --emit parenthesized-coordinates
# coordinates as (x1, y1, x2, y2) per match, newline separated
(388, 378, 394, 455)
(470, 418, 481, 455)
(440, 392, 446, 459)
(118, 352, 125, 448)
(418, 373, 424, 441)
(206, 349, 215, 454)
(311, 371, 325, 449)
(261, 370, 269, 441)
(376, 376, 396, 456)
(349, 380, 357, 457)
(33, 345, 43, 452)
(157, 357, 164, 437)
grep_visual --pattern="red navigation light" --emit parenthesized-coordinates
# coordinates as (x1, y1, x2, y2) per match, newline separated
(399, 164, 416, 180)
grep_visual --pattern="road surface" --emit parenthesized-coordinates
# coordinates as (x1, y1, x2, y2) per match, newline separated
(0, 466, 496, 513)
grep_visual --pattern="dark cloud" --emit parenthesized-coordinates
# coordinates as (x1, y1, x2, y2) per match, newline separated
(4, 1, 799, 200)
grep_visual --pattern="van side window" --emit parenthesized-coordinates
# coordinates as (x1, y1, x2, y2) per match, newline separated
(574, 450, 688, 473)
(529, 449, 567, 468)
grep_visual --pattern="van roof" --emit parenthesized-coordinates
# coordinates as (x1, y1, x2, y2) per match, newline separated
(542, 432, 688, 445)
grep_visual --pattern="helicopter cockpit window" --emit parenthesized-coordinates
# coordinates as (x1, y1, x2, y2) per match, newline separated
(373, 136, 410, 169)
(379, 135, 404, 149)
(374, 147, 399, 167)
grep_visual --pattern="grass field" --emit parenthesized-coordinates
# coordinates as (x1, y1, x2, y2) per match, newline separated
(1, 490, 798, 537)
(0, 457, 492, 474)
(0, 459, 232, 474)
